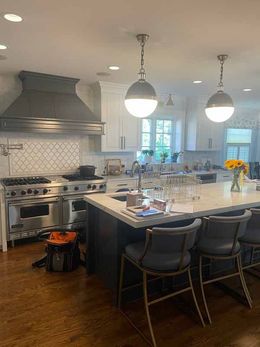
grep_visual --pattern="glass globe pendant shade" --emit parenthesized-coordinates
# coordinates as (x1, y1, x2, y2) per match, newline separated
(205, 90, 234, 122)
(125, 80, 158, 118)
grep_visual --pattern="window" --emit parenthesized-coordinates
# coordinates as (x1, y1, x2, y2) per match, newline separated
(225, 128, 252, 162)
(140, 118, 175, 161)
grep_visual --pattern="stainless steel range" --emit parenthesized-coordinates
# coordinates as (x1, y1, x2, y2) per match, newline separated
(2, 174, 106, 242)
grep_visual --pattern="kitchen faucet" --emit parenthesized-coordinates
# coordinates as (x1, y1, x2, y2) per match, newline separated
(130, 160, 142, 192)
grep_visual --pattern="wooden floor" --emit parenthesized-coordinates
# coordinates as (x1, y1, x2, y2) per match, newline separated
(0, 243, 260, 347)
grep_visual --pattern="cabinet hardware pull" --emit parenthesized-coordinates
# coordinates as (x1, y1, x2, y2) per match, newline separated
(123, 136, 126, 149)
(117, 183, 128, 186)
(120, 136, 123, 149)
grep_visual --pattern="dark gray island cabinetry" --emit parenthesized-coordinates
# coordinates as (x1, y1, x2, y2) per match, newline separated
(84, 183, 260, 303)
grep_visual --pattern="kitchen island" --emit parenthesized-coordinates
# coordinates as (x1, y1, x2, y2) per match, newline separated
(84, 182, 260, 303)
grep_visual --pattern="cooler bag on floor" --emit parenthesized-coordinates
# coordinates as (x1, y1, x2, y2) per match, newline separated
(46, 231, 80, 272)
(33, 230, 80, 272)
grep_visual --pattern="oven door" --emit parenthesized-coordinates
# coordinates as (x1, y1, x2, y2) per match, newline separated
(62, 195, 87, 227)
(8, 197, 60, 234)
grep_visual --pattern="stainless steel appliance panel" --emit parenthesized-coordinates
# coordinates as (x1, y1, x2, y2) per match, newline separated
(196, 173, 217, 184)
(8, 197, 60, 234)
(62, 195, 86, 226)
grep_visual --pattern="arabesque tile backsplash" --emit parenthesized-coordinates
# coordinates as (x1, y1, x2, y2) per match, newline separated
(0, 132, 135, 178)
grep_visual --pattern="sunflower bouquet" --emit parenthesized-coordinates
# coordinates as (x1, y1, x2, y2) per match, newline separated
(224, 159, 249, 192)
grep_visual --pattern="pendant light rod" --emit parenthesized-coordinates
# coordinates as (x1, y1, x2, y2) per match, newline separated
(217, 54, 228, 89)
(136, 34, 149, 81)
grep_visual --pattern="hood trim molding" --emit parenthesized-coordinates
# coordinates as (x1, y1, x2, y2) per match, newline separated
(0, 116, 105, 135)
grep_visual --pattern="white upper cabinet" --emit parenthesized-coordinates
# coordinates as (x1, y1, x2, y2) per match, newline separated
(185, 98, 224, 151)
(92, 82, 140, 152)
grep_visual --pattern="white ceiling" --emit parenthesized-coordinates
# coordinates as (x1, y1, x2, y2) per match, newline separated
(1, 0, 260, 110)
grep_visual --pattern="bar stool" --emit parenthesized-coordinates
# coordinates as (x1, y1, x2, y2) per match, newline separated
(239, 208, 260, 272)
(118, 219, 205, 347)
(197, 210, 252, 324)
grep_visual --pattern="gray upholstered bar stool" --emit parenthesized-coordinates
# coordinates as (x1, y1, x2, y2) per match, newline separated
(239, 208, 260, 272)
(197, 209, 252, 324)
(118, 219, 205, 347)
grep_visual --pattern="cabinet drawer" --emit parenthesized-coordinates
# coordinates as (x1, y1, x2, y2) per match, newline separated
(106, 179, 137, 193)
(217, 172, 232, 182)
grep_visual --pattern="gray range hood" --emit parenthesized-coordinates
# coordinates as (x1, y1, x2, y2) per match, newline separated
(0, 71, 104, 135)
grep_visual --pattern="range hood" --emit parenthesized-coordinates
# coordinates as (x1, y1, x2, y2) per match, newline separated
(0, 71, 104, 135)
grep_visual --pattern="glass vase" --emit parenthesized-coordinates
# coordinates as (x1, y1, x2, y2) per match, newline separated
(231, 171, 241, 192)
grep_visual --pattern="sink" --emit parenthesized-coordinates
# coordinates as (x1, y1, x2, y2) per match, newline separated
(111, 195, 127, 202)
(110, 194, 148, 202)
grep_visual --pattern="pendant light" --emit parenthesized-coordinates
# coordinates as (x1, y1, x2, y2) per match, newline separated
(166, 94, 174, 106)
(125, 34, 158, 118)
(205, 54, 234, 123)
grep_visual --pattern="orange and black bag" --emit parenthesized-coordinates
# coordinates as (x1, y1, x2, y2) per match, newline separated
(32, 230, 80, 272)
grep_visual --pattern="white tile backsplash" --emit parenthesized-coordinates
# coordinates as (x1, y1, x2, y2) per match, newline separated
(8, 133, 80, 176)
(0, 132, 135, 178)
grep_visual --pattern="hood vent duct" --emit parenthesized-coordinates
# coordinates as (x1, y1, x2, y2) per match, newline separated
(0, 71, 104, 135)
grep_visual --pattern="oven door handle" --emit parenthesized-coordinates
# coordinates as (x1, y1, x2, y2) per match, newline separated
(9, 197, 60, 206)
(62, 196, 85, 201)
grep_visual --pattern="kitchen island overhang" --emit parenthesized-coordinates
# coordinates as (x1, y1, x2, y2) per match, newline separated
(84, 182, 260, 303)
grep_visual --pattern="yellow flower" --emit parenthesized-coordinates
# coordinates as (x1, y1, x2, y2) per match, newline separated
(237, 160, 244, 167)
(225, 159, 236, 170)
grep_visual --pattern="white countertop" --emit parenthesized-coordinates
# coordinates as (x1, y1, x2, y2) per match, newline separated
(84, 181, 260, 228)
(104, 169, 229, 181)
(104, 174, 137, 181)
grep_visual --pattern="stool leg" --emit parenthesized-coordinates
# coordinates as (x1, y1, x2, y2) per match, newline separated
(188, 268, 205, 327)
(118, 254, 125, 309)
(199, 255, 212, 324)
(236, 254, 253, 308)
(143, 271, 157, 347)
(250, 247, 255, 265)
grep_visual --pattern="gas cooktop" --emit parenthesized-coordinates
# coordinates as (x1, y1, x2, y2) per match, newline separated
(2, 176, 51, 186)
(62, 174, 104, 181)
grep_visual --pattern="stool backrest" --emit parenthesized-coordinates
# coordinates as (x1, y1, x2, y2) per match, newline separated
(205, 209, 252, 255)
(141, 219, 202, 271)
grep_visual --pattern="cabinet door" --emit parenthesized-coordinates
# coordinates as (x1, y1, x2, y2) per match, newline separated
(196, 108, 223, 151)
(121, 105, 140, 151)
(101, 92, 123, 152)
(196, 112, 214, 150)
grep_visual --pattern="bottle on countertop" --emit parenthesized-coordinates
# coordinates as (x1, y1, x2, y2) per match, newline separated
(204, 160, 211, 171)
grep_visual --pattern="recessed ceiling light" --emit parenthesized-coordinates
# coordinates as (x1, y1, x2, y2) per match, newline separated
(0, 44, 7, 50)
(108, 65, 120, 71)
(243, 88, 252, 92)
(193, 80, 202, 84)
(3, 13, 23, 22)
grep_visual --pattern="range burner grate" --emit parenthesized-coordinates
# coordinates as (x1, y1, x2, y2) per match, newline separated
(2, 176, 51, 186)
(62, 174, 104, 181)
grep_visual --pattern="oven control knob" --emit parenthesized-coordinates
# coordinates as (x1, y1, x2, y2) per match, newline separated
(92, 185, 96, 190)
(74, 186, 79, 191)
(43, 188, 48, 194)
(63, 186, 68, 191)
(99, 184, 104, 189)
(11, 191, 16, 196)
(87, 184, 92, 189)
(27, 189, 32, 194)
(34, 189, 39, 195)
(21, 190, 26, 195)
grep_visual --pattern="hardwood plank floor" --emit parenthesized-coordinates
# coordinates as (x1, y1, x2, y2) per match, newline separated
(0, 243, 260, 347)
